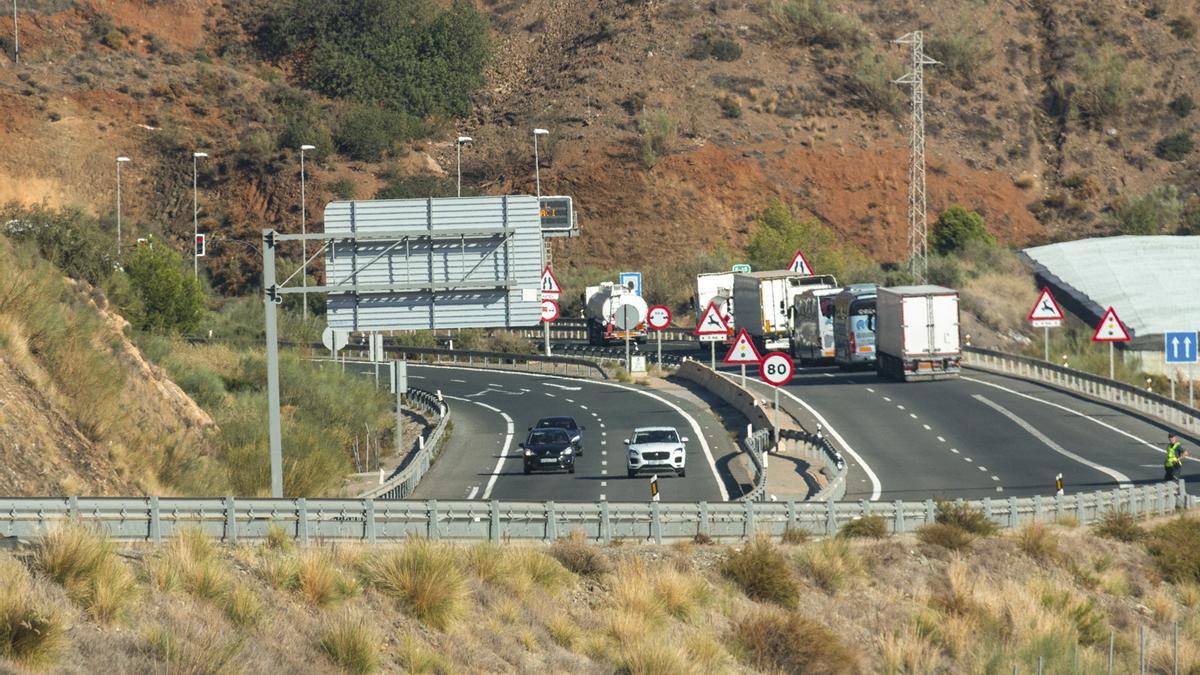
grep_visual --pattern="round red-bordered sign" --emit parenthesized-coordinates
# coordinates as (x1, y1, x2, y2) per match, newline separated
(759, 352, 794, 387)
(647, 304, 672, 331)
(541, 299, 560, 323)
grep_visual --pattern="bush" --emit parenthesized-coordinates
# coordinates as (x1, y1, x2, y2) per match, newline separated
(688, 31, 742, 61)
(1015, 521, 1061, 562)
(1154, 132, 1193, 161)
(0, 556, 67, 669)
(1168, 93, 1195, 118)
(334, 104, 422, 161)
(1, 203, 117, 286)
(917, 523, 975, 551)
(363, 540, 468, 629)
(549, 530, 611, 577)
(795, 538, 863, 592)
(763, 0, 867, 49)
(1145, 517, 1200, 583)
(932, 206, 994, 255)
(255, 0, 489, 119)
(1170, 16, 1197, 40)
(721, 538, 800, 607)
(718, 94, 742, 119)
(1112, 185, 1182, 234)
(927, 31, 991, 84)
(318, 609, 380, 675)
(935, 501, 998, 536)
(840, 514, 887, 538)
(638, 109, 677, 168)
(846, 49, 901, 115)
(1070, 47, 1129, 125)
(733, 606, 858, 673)
(375, 175, 465, 200)
(122, 243, 206, 334)
(746, 202, 875, 282)
(35, 521, 137, 624)
(1093, 510, 1145, 542)
(781, 527, 809, 545)
(329, 177, 357, 200)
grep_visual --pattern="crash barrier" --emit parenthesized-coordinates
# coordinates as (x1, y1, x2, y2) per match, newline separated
(964, 347, 1200, 433)
(357, 389, 450, 500)
(0, 481, 1187, 545)
(550, 342, 687, 368)
(804, 426, 848, 502)
(354, 343, 611, 380)
(540, 318, 695, 343)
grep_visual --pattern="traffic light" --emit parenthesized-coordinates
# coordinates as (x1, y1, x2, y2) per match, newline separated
(195, 233, 206, 257)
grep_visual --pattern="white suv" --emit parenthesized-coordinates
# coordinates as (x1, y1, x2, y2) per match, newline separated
(625, 426, 688, 478)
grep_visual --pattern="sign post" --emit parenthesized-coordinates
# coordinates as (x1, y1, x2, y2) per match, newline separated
(694, 301, 733, 370)
(724, 329, 764, 389)
(391, 361, 407, 460)
(1164, 331, 1198, 403)
(1091, 307, 1131, 380)
(647, 305, 672, 366)
(1028, 288, 1065, 362)
(615, 305, 641, 373)
(540, 266, 562, 357)
(758, 352, 794, 501)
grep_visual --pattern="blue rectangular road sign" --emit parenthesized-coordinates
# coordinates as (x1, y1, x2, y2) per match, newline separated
(619, 272, 642, 296)
(1165, 331, 1199, 363)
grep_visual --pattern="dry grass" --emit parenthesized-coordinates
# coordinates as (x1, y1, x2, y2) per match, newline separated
(917, 522, 976, 551)
(257, 551, 301, 590)
(721, 537, 800, 607)
(0, 555, 67, 669)
(545, 613, 581, 650)
(840, 514, 888, 538)
(265, 523, 296, 553)
(935, 501, 998, 536)
(318, 608, 380, 675)
(781, 527, 810, 545)
(144, 603, 246, 674)
(35, 521, 137, 623)
(1145, 517, 1200, 583)
(795, 537, 864, 593)
(362, 540, 469, 629)
(221, 584, 262, 627)
(615, 643, 694, 675)
(549, 530, 611, 577)
(1015, 521, 1061, 562)
(297, 549, 359, 607)
(1094, 509, 1146, 542)
(879, 625, 940, 674)
(733, 605, 859, 674)
(396, 632, 452, 674)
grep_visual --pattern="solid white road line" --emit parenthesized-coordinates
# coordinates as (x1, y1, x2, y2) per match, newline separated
(544, 382, 583, 391)
(972, 393, 1132, 487)
(466, 487, 479, 500)
(481, 412, 515, 500)
(963, 376, 1198, 463)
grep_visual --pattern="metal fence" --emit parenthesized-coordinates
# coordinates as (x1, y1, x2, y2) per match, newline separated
(737, 429, 772, 502)
(357, 389, 450, 500)
(1, 480, 1186, 545)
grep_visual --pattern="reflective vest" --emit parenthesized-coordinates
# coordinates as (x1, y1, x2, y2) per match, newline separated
(1165, 442, 1181, 469)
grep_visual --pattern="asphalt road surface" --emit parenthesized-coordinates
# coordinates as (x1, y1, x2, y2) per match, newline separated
(734, 364, 1199, 502)
(347, 363, 742, 503)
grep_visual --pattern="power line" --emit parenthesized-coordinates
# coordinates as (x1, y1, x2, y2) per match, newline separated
(894, 31, 938, 282)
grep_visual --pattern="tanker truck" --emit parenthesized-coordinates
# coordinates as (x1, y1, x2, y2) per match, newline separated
(584, 282, 649, 345)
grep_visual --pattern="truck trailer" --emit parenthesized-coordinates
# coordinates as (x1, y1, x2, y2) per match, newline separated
(584, 282, 649, 345)
(732, 271, 837, 352)
(693, 272, 736, 348)
(875, 285, 961, 382)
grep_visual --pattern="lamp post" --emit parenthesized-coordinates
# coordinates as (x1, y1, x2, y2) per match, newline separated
(299, 144, 315, 319)
(116, 156, 130, 253)
(192, 152, 208, 279)
(11, 0, 18, 65)
(532, 128, 549, 199)
(455, 136, 472, 198)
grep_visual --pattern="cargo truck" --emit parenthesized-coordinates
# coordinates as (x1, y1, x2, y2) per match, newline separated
(832, 284, 878, 369)
(791, 287, 841, 363)
(875, 285, 961, 381)
(732, 272, 838, 352)
(693, 272, 736, 348)
(584, 282, 649, 345)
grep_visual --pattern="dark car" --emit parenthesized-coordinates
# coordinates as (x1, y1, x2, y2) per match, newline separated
(532, 416, 586, 455)
(521, 428, 577, 475)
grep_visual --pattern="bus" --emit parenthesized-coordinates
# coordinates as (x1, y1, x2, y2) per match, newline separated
(790, 287, 841, 363)
(832, 284, 877, 369)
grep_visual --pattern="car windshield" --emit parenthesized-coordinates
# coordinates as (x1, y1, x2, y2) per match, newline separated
(633, 430, 679, 444)
(537, 418, 577, 431)
(529, 430, 570, 445)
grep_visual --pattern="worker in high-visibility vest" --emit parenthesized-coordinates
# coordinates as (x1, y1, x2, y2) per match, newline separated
(1164, 433, 1188, 481)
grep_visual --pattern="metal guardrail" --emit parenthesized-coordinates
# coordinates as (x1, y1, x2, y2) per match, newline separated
(0, 480, 1186, 544)
(357, 389, 450, 500)
(807, 425, 848, 502)
(738, 429, 772, 503)
(964, 347, 1200, 433)
(358, 343, 611, 380)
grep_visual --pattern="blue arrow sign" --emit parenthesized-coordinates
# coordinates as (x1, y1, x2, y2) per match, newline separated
(1165, 331, 1198, 364)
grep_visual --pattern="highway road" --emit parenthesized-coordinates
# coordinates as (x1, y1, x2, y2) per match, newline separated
(355, 364, 744, 503)
(735, 364, 1198, 502)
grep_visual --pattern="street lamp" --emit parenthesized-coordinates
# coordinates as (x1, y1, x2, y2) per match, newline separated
(532, 128, 549, 199)
(116, 156, 130, 253)
(11, 0, 18, 65)
(192, 151, 208, 279)
(299, 144, 315, 319)
(455, 136, 472, 198)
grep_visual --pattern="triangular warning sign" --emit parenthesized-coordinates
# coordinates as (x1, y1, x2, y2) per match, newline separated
(694, 301, 732, 336)
(787, 249, 813, 275)
(540, 266, 561, 298)
(1092, 307, 1131, 343)
(1028, 288, 1065, 326)
(723, 329, 763, 364)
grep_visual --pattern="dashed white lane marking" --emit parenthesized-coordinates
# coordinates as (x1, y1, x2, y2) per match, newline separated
(544, 382, 582, 391)
(466, 487, 479, 500)
(591, 413, 600, 418)
(600, 494, 606, 500)
(978, 466, 988, 472)
(544, 393, 556, 398)
(866, 387, 876, 393)
(580, 405, 589, 410)
(409, 375, 426, 380)
(937, 436, 946, 443)
(882, 396, 892, 402)
(481, 412, 516, 500)
(996, 487, 1004, 492)
(601, 460, 607, 466)
(992, 476, 1000, 481)
(964, 457, 974, 463)
(909, 413, 918, 419)
(971, 393, 1133, 487)
(565, 398, 575, 403)
(601, 470, 608, 476)
(451, 378, 466, 383)
(897, 405, 905, 410)
(602, 431, 607, 436)
(600, 481, 607, 487)
(600, 423, 606, 428)
(488, 383, 503, 387)
(601, 450, 607, 455)
(922, 424, 931, 431)
(951, 448, 960, 454)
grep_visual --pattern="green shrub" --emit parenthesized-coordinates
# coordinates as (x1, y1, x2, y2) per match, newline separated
(1145, 517, 1200, 583)
(720, 538, 799, 608)
(1070, 46, 1129, 125)
(688, 31, 742, 61)
(1093, 510, 1145, 542)
(122, 243, 206, 334)
(334, 104, 422, 161)
(917, 523, 975, 551)
(1112, 185, 1182, 234)
(0, 556, 67, 669)
(733, 606, 858, 673)
(763, 0, 867, 49)
(1, 203, 117, 286)
(1168, 94, 1194, 118)
(846, 49, 901, 115)
(549, 530, 611, 577)
(1154, 132, 1193, 161)
(318, 609, 380, 674)
(1170, 16, 1197, 40)
(363, 540, 469, 629)
(932, 205, 994, 255)
(102, 29, 125, 50)
(839, 514, 887, 538)
(375, 175, 465, 200)
(746, 202, 876, 282)
(329, 177, 356, 200)
(927, 31, 991, 84)
(718, 94, 742, 119)
(638, 109, 677, 168)
(935, 501, 998, 536)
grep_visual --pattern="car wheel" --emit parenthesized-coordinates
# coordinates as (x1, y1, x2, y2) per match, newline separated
(568, 465, 576, 474)
(627, 469, 636, 478)
(678, 468, 686, 478)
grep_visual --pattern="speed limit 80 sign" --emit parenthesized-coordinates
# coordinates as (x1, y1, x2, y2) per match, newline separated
(759, 352, 794, 387)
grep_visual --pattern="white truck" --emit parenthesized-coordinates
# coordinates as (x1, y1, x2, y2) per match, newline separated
(732, 271, 838, 352)
(693, 272, 736, 347)
(875, 285, 962, 381)
(584, 282, 649, 345)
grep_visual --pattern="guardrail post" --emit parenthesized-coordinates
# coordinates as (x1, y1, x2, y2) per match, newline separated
(787, 500, 797, 532)
(546, 501, 558, 542)
(1075, 493, 1085, 524)
(924, 499, 935, 525)
(225, 496, 237, 544)
(489, 501, 500, 543)
(1131, 487, 1140, 517)
(1178, 479, 1189, 511)
(743, 500, 755, 539)
(652, 501, 663, 544)
(697, 502, 708, 540)
(826, 500, 837, 536)
(983, 497, 992, 523)
(894, 499, 905, 534)
(68, 496, 78, 520)
(600, 501, 611, 544)
(427, 500, 440, 540)
(297, 498, 309, 546)
(1033, 495, 1043, 523)
(149, 496, 161, 544)
(1008, 497, 1018, 528)
(1054, 493, 1064, 521)
(365, 499, 376, 544)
